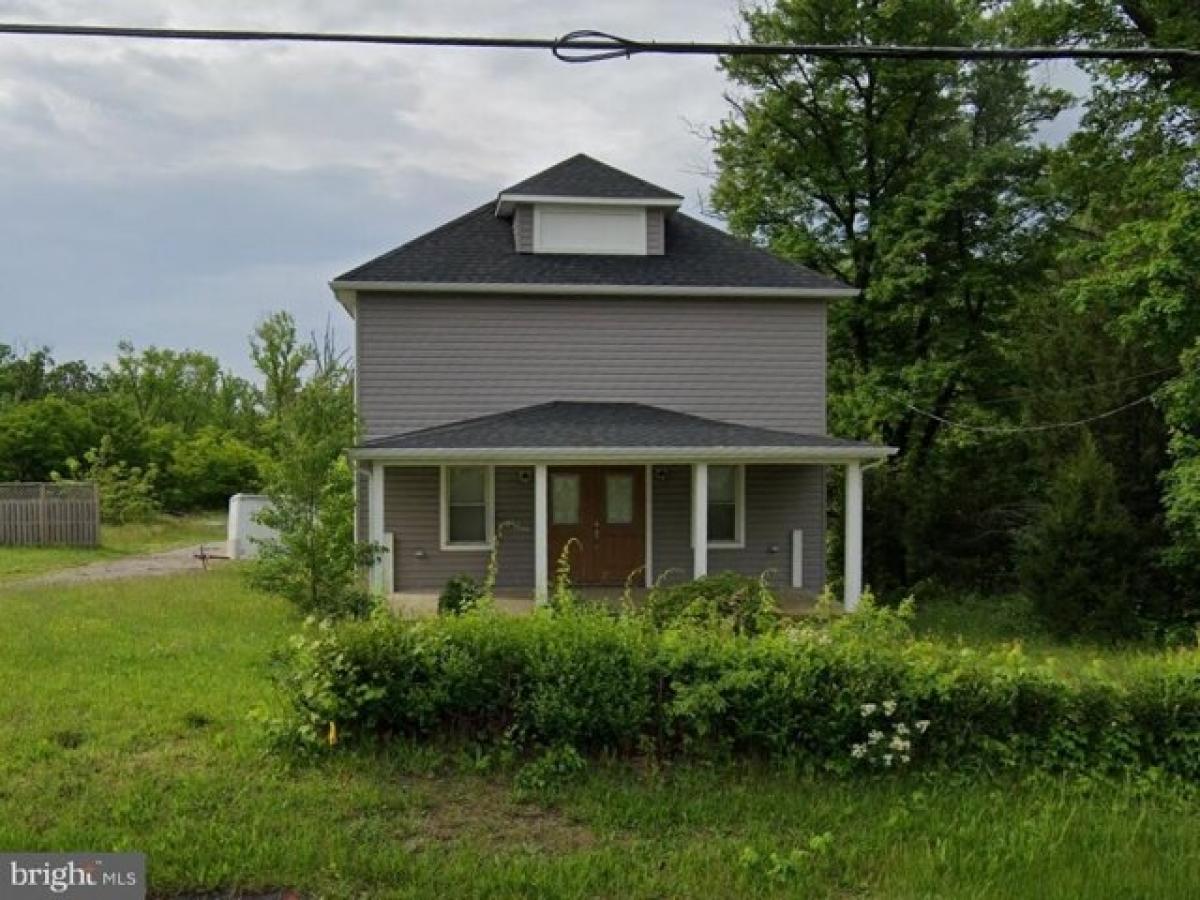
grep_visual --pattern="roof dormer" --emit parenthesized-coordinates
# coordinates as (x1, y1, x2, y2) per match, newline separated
(495, 154, 682, 256)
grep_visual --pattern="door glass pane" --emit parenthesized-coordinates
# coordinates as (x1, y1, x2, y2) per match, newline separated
(448, 505, 486, 543)
(605, 474, 634, 524)
(708, 503, 736, 542)
(708, 465, 736, 503)
(551, 474, 580, 524)
(448, 466, 485, 504)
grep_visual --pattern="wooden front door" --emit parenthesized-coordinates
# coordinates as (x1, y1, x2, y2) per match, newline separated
(548, 467, 645, 585)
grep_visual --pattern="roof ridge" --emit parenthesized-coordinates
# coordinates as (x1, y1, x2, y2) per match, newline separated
(500, 154, 682, 200)
(362, 400, 849, 449)
(355, 399, 890, 454)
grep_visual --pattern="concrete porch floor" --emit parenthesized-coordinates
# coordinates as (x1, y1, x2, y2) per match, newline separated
(388, 586, 825, 618)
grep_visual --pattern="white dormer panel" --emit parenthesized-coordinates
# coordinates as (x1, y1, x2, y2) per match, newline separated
(533, 204, 647, 255)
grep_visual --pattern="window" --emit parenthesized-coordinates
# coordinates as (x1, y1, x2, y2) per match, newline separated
(605, 473, 634, 524)
(441, 466, 493, 550)
(707, 465, 744, 547)
(551, 473, 580, 525)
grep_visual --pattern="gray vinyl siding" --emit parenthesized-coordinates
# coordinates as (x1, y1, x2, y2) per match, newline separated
(651, 464, 825, 591)
(646, 209, 665, 255)
(384, 465, 535, 590)
(356, 293, 826, 439)
(513, 205, 534, 253)
(650, 465, 691, 581)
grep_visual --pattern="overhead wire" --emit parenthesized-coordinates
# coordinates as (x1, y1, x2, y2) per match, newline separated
(891, 391, 1160, 435)
(0, 23, 1197, 65)
(970, 365, 1180, 406)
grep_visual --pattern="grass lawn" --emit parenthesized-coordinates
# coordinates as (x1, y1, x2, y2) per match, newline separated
(1, 571, 1197, 898)
(909, 590, 1181, 676)
(0, 512, 224, 583)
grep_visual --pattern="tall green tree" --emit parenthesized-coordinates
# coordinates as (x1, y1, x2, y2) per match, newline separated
(104, 342, 259, 435)
(249, 349, 376, 618)
(1017, 434, 1142, 637)
(712, 0, 1068, 591)
(249, 311, 312, 422)
(1028, 0, 1200, 597)
(0, 345, 100, 404)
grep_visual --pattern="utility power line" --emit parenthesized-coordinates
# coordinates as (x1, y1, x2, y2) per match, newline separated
(971, 365, 1179, 406)
(895, 391, 1158, 435)
(0, 24, 1197, 65)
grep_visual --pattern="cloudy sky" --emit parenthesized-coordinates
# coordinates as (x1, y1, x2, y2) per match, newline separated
(0, 2, 1087, 378)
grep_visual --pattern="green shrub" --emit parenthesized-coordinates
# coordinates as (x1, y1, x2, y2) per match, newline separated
(163, 425, 265, 510)
(55, 434, 160, 524)
(1018, 437, 1142, 638)
(439, 575, 483, 616)
(269, 598, 1200, 778)
(247, 366, 378, 621)
(643, 571, 780, 636)
(0, 397, 98, 482)
(249, 456, 375, 620)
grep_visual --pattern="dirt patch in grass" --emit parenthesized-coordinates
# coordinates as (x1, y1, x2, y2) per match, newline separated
(405, 776, 599, 853)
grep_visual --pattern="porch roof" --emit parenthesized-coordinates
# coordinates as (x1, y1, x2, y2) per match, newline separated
(351, 401, 894, 463)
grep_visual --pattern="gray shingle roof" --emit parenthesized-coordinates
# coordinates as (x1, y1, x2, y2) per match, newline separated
(359, 401, 886, 454)
(334, 202, 850, 291)
(501, 153, 682, 199)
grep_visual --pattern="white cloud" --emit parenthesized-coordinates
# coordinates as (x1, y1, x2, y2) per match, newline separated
(0, 0, 1085, 375)
(0, 1, 739, 372)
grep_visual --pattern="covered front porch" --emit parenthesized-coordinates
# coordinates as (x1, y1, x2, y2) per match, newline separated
(353, 402, 893, 611)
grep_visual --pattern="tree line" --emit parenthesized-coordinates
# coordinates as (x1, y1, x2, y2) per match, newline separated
(712, 0, 1198, 635)
(0, 312, 341, 519)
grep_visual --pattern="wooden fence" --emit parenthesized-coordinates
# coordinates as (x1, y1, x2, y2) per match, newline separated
(0, 482, 100, 547)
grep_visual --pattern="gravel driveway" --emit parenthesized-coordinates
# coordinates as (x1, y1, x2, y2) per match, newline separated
(6, 544, 228, 589)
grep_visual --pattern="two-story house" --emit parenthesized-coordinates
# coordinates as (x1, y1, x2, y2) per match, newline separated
(332, 154, 892, 609)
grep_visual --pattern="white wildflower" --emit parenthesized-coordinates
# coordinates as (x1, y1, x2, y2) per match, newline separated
(894, 722, 910, 736)
(882, 700, 897, 716)
(915, 720, 930, 734)
(883, 753, 893, 766)
(890, 735, 908, 751)
(868, 729, 884, 744)
(860, 703, 878, 717)
(901, 754, 911, 764)
(851, 743, 867, 759)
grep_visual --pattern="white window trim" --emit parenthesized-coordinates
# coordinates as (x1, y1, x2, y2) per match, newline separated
(532, 203, 648, 255)
(439, 464, 495, 551)
(706, 463, 745, 550)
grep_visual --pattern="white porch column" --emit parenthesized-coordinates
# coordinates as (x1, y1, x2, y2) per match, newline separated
(368, 460, 386, 594)
(691, 462, 708, 579)
(843, 460, 864, 611)
(533, 463, 549, 604)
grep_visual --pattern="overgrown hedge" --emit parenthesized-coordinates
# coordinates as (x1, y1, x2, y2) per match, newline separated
(270, 601, 1200, 777)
